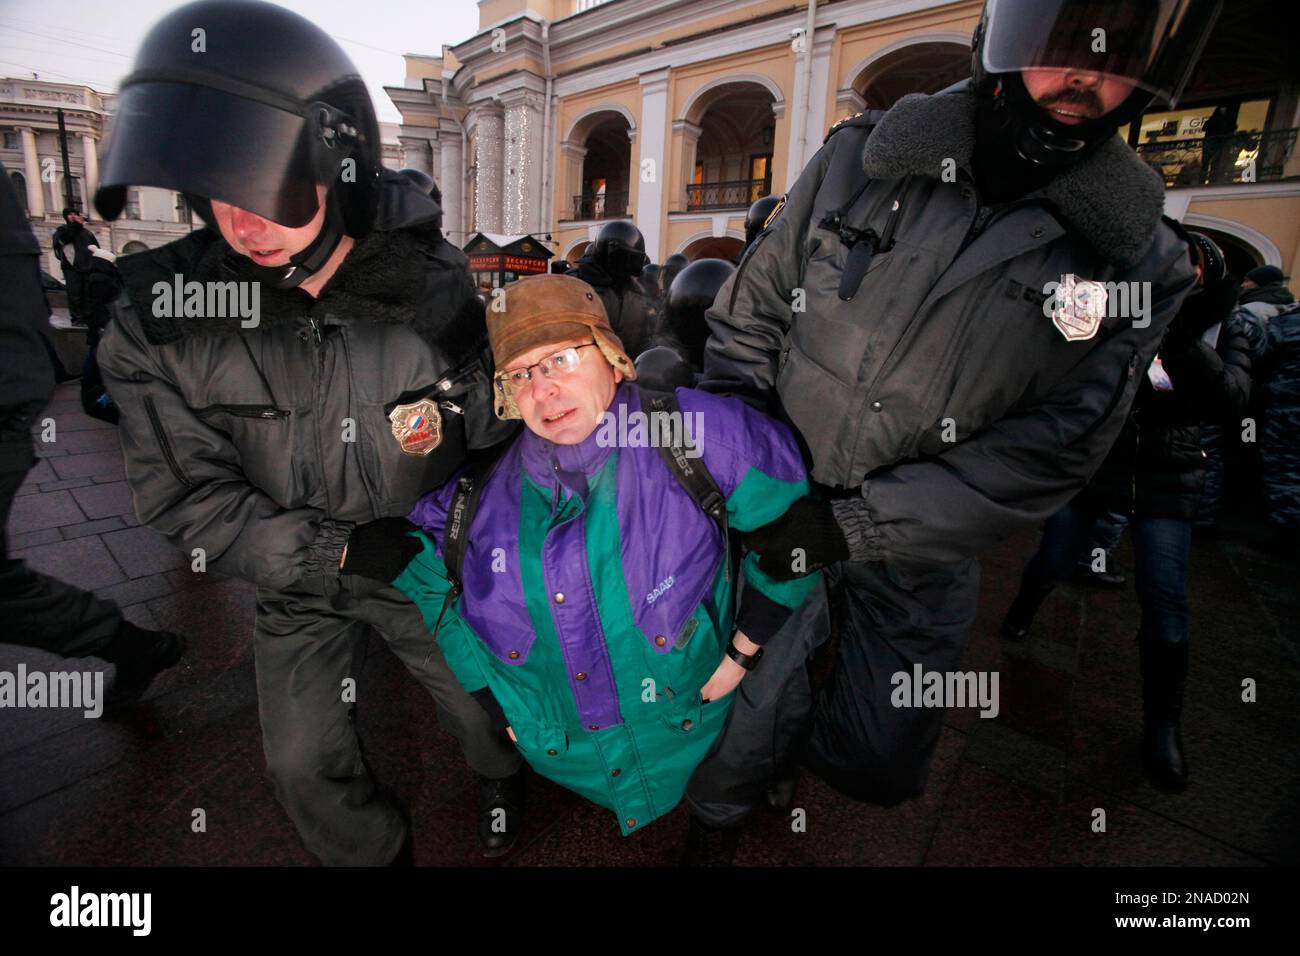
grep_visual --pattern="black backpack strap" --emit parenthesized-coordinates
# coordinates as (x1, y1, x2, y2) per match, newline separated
(432, 445, 505, 641)
(641, 388, 732, 581)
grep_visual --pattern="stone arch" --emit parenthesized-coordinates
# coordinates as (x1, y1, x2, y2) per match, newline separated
(680, 74, 785, 127)
(841, 34, 972, 111)
(675, 229, 745, 261)
(1181, 213, 1282, 268)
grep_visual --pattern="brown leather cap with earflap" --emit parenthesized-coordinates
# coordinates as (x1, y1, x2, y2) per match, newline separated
(487, 274, 637, 420)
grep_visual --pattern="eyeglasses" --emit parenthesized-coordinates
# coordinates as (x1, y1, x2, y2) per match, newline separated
(498, 343, 599, 394)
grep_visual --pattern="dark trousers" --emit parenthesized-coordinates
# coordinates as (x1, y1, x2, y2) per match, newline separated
(804, 556, 981, 805)
(687, 553, 980, 824)
(1019, 501, 1190, 646)
(685, 581, 829, 828)
(252, 574, 523, 866)
(1, 467, 122, 657)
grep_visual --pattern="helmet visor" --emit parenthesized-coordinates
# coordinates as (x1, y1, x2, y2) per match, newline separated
(981, 0, 1221, 105)
(96, 80, 323, 226)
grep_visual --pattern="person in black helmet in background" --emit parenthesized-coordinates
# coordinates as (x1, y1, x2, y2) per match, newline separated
(95, 0, 524, 865)
(573, 220, 660, 358)
(740, 195, 783, 261)
(689, 0, 1219, 864)
(652, 257, 735, 375)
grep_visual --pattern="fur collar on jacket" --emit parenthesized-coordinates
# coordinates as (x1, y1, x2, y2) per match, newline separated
(859, 86, 1168, 269)
(117, 218, 486, 365)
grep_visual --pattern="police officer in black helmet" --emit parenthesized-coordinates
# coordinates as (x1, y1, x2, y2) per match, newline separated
(573, 219, 660, 358)
(688, 0, 1220, 863)
(741, 195, 783, 259)
(654, 258, 735, 374)
(96, 0, 525, 865)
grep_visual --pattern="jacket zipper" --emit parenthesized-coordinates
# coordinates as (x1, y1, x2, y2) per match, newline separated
(307, 317, 333, 515)
(143, 394, 194, 488)
(196, 404, 289, 420)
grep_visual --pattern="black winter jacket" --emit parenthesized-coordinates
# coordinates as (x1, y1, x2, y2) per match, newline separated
(98, 173, 514, 594)
(1080, 282, 1253, 521)
(0, 161, 55, 472)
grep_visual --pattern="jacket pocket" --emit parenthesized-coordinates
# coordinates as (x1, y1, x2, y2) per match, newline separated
(143, 394, 194, 488)
(193, 402, 299, 502)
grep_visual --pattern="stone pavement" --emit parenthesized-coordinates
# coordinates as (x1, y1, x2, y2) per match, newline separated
(1, 383, 1297, 866)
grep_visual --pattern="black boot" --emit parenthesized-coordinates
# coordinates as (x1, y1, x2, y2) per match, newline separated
(101, 621, 186, 715)
(478, 770, 525, 858)
(1139, 639, 1189, 792)
(763, 769, 799, 814)
(680, 816, 740, 867)
(999, 583, 1054, 641)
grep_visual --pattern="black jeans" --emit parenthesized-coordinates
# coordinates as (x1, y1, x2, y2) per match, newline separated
(252, 574, 523, 865)
(686, 553, 981, 824)
(0, 467, 122, 658)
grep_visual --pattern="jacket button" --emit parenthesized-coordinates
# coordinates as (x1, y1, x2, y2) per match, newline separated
(546, 748, 558, 756)
(681, 719, 694, 731)
(553, 592, 565, 604)
(626, 818, 637, 829)
(576, 672, 587, 681)
(1031, 226, 1045, 238)
(610, 768, 621, 777)
(508, 650, 520, 660)
(870, 400, 883, 412)
(587, 724, 599, 730)
(654, 635, 666, 647)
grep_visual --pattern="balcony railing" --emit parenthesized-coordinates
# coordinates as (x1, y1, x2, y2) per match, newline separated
(685, 178, 769, 211)
(571, 191, 628, 221)
(1136, 129, 1298, 187)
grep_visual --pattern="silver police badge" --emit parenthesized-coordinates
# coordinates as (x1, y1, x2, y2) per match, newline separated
(388, 399, 443, 457)
(1052, 273, 1108, 342)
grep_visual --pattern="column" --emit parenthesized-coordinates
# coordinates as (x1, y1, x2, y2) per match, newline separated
(560, 140, 588, 221)
(786, 28, 834, 185)
(80, 132, 99, 213)
(474, 103, 504, 234)
(671, 119, 701, 211)
(636, 67, 670, 261)
(19, 127, 45, 218)
(501, 90, 544, 235)
(439, 125, 465, 245)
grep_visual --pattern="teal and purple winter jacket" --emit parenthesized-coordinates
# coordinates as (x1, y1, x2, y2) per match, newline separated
(394, 381, 818, 835)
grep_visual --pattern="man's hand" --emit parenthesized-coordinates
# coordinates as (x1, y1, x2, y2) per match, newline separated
(700, 631, 760, 702)
(741, 497, 849, 581)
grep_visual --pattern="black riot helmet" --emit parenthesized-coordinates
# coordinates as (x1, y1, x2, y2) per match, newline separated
(95, 0, 382, 288)
(1184, 230, 1226, 290)
(593, 219, 648, 279)
(971, 0, 1222, 167)
(664, 258, 734, 370)
(640, 263, 662, 297)
(398, 167, 442, 205)
(634, 346, 695, 392)
(661, 253, 690, 290)
(744, 195, 782, 248)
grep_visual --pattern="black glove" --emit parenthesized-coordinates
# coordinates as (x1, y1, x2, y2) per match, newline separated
(471, 687, 510, 738)
(740, 497, 849, 581)
(340, 517, 423, 583)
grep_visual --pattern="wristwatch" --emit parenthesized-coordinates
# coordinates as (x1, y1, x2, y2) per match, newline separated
(725, 641, 764, 671)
